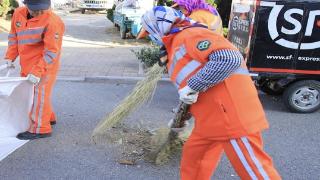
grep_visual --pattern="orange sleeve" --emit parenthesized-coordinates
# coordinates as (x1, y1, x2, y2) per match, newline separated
(5, 11, 19, 61)
(30, 17, 65, 77)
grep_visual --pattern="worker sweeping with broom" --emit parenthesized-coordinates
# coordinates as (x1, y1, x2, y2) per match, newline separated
(137, 6, 281, 180)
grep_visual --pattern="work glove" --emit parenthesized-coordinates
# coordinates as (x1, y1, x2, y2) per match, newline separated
(168, 118, 190, 133)
(27, 74, 41, 85)
(178, 86, 199, 105)
(5, 60, 15, 69)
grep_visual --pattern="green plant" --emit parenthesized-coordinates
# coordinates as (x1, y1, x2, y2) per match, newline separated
(206, 0, 217, 7)
(223, 27, 228, 37)
(157, 0, 174, 6)
(0, 0, 10, 17)
(132, 46, 160, 68)
(9, 0, 18, 8)
(107, 4, 116, 22)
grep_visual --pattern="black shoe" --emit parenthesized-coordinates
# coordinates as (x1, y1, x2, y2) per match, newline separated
(50, 121, 56, 125)
(16, 131, 51, 140)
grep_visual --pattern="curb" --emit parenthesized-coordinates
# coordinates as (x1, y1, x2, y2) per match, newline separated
(57, 75, 171, 84)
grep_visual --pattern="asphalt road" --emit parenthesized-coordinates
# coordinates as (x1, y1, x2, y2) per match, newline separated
(0, 81, 319, 180)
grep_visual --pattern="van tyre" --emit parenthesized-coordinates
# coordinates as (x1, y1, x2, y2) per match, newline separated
(283, 80, 320, 113)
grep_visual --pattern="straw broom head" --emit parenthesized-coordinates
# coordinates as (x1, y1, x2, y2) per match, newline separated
(92, 64, 166, 138)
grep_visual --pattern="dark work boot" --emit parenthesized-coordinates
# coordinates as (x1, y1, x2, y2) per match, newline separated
(16, 131, 51, 140)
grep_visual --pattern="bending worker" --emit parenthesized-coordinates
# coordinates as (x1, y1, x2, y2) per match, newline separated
(171, 0, 225, 177)
(137, 6, 281, 179)
(172, 0, 223, 35)
(3, 0, 65, 140)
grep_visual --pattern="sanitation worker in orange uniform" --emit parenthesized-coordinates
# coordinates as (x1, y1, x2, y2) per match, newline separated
(138, 6, 281, 180)
(3, 0, 65, 140)
(172, 0, 223, 35)
(171, 1, 225, 176)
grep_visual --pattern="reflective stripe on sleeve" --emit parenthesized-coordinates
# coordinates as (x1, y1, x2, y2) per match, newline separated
(8, 40, 17, 46)
(175, 60, 202, 87)
(8, 33, 16, 38)
(169, 45, 187, 76)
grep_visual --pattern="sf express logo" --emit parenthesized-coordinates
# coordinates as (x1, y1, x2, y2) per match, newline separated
(232, 16, 250, 32)
(261, 1, 320, 50)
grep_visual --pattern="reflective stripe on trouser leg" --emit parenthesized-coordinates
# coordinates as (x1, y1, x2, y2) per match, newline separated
(35, 85, 45, 133)
(29, 84, 46, 133)
(230, 139, 258, 180)
(28, 76, 54, 134)
(225, 135, 281, 180)
(241, 137, 270, 180)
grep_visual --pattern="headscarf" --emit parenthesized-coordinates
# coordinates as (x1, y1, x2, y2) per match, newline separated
(173, 0, 218, 16)
(141, 6, 188, 45)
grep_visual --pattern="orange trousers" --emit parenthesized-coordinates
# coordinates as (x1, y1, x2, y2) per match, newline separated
(22, 72, 57, 134)
(181, 132, 281, 180)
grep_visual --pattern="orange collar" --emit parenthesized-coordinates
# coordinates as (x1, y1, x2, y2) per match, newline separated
(18, 7, 51, 21)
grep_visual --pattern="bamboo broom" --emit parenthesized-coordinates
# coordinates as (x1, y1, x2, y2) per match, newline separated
(146, 102, 191, 165)
(92, 64, 166, 138)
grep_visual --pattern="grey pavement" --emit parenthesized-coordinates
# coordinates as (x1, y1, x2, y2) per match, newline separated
(0, 11, 148, 78)
(0, 81, 319, 179)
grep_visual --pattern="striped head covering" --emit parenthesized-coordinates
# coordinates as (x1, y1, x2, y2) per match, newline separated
(173, 0, 218, 15)
(141, 6, 190, 45)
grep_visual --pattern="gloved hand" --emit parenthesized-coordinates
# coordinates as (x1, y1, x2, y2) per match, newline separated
(178, 86, 199, 104)
(27, 74, 41, 85)
(5, 60, 15, 69)
(168, 118, 189, 133)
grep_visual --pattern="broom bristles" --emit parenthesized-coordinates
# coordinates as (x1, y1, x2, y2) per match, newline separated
(92, 64, 165, 137)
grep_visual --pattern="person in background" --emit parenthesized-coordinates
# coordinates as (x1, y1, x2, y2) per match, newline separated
(172, 0, 223, 35)
(137, 6, 281, 180)
(3, 0, 65, 140)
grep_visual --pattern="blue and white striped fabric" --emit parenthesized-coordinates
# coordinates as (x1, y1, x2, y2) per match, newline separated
(188, 49, 244, 92)
(141, 6, 186, 45)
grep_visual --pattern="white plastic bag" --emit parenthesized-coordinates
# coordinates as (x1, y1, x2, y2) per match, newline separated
(0, 65, 33, 161)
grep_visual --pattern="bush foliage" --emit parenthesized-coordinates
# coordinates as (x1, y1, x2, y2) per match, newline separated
(0, 0, 18, 18)
(0, 0, 10, 17)
(132, 46, 160, 68)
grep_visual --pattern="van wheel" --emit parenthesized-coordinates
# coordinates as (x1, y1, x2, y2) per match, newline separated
(81, 9, 86, 14)
(283, 80, 320, 113)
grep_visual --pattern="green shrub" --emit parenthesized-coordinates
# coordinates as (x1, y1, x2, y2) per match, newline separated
(107, 4, 116, 22)
(223, 27, 228, 37)
(9, 0, 18, 9)
(0, 0, 10, 17)
(157, 0, 174, 6)
(132, 46, 160, 68)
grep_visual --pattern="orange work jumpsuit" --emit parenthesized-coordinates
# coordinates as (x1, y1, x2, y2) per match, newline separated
(163, 27, 281, 180)
(188, 8, 224, 175)
(5, 7, 65, 134)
